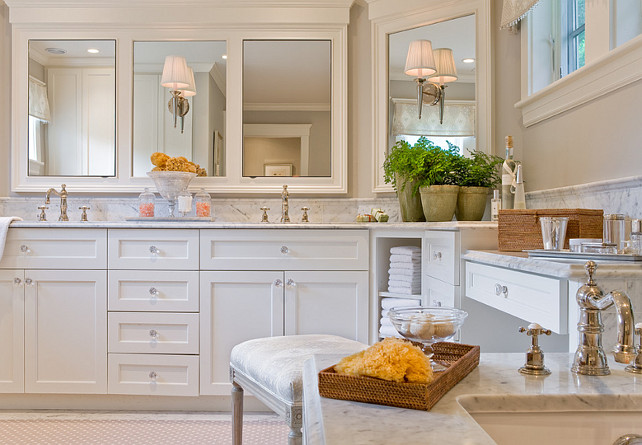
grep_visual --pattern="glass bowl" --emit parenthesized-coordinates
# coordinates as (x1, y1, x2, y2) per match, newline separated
(147, 171, 197, 217)
(388, 306, 468, 363)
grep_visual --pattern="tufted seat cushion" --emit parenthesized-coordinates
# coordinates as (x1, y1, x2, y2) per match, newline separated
(230, 334, 366, 404)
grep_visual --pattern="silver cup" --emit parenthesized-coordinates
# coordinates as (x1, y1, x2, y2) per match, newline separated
(540, 217, 569, 250)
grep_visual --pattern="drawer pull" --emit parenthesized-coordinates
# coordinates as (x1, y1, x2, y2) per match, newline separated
(13, 278, 22, 286)
(149, 287, 159, 297)
(149, 246, 160, 255)
(495, 283, 508, 297)
(273, 279, 283, 288)
(20, 245, 31, 254)
(24, 278, 34, 286)
(149, 371, 158, 381)
(433, 251, 442, 260)
(280, 246, 289, 255)
(286, 278, 297, 287)
(149, 329, 159, 339)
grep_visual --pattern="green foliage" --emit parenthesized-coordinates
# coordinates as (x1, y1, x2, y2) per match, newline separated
(382, 139, 429, 194)
(456, 149, 504, 188)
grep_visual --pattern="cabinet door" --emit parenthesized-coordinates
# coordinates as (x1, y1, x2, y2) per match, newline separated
(199, 271, 284, 395)
(0, 270, 24, 393)
(24, 270, 107, 394)
(284, 270, 368, 343)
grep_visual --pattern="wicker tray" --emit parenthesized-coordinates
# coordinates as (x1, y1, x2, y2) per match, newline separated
(318, 342, 480, 411)
(498, 208, 603, 252)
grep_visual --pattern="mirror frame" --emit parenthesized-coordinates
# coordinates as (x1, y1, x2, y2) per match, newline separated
(9, 1, 350, 194)
(368, 0, 492, 193)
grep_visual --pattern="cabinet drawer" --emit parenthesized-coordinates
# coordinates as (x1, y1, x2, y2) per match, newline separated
(108, 270, 199, 312)
(108, 354, 199, 396)
(423, 231, 459, 285)
(0, 228, 107, 269)
(108, 312, 199, 354)
(423, 276, 459, 308)
(200, 229, 368, 270)
(108, 229, 199, 270)
(465, 262, 568, 334)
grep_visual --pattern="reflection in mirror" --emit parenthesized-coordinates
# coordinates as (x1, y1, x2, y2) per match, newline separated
(28, 39, 116, 176)
(243, 40, 331, 177)
(388, 15, 476, 155)
(132, 41, 227, 177)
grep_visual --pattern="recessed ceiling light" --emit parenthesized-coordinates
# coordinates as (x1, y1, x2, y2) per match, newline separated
(45, 48, 66, 55)
(462, 58, 475, 64)
(87, 48, 100, 54)
(222, 54, 228, 60)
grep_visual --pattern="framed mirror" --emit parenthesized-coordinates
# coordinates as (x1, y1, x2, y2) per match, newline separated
(27, 39, 116, 177)
(242, 40, 331, 178)
(370, 0, 491, 192)
(132, 41, 227, 177)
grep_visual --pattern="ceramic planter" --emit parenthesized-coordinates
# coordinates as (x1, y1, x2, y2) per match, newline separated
(419, 185, 460, 222)
(395, 174, 426, 222)
(455, 186, 490, 221)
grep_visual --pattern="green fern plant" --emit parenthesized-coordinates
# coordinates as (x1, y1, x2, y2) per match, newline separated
(456, 149, 504, 188)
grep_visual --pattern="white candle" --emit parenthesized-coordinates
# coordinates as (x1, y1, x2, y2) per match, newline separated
(178, 195, 193, 213)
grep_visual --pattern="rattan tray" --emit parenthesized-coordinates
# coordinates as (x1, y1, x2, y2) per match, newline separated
(318, 342, 480, 411)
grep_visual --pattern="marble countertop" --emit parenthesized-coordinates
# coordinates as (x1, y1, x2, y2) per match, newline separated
(463, 249, 642, 279)
(8, 220, 497, 230)
(302, 352, 642, 445)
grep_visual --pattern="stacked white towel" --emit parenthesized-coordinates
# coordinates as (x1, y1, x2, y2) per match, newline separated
(379, 296, 420, 339)
(388, 246, 421, 295)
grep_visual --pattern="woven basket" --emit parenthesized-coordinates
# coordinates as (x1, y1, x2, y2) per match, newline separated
(318, 342, 480, 411)
(498, 209, 603, 252)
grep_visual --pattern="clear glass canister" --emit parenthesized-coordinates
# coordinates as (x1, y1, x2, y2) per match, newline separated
(138, 187, 155, 217)
(195, 188, 212, 218)
(177, 190, 193, 217)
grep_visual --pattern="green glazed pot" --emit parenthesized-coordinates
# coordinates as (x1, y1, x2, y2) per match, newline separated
(395, 174, 426, 222)
(455, 186, 490, 221)
(419, 185, 460, 222)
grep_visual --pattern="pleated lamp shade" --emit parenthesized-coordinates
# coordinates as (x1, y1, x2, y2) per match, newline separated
(428, 48, 458, 84)
(161, 55, 191, 89)
(179, 67, 197, 97)
(404, 40, 436, 78)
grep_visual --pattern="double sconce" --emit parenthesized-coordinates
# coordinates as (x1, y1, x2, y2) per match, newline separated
(404, 40, 458, 123)
(161, 55, 197, 133)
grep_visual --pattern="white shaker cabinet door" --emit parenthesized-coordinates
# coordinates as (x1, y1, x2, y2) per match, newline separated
(199, 271, 284, 396)
(284, 270, 368, 343)
(0, 270, 25, 393)
(24, 270, 107, 394)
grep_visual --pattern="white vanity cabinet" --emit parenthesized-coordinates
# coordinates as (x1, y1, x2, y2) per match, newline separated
(0, 228, 108, 394)
(199, 229, 369, 395)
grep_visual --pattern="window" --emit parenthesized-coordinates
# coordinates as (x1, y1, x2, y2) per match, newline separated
(564, 0, 585, 75)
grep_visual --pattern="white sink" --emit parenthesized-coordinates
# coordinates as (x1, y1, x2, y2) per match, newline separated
(458, 394, 642, 445)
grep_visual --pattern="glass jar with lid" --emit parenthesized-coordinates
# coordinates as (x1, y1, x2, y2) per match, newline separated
(138, 187, 155, 217)
(195, 188, 212, 218)
(177, 190, 193, 217)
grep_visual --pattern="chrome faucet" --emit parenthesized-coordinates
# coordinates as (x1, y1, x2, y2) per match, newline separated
(45, 184, 69, 221)
(571, 261, 636, 376)
(281, 185, 290, 223)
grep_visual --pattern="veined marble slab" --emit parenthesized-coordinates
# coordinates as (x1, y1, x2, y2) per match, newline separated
(303, 353, 642, 445)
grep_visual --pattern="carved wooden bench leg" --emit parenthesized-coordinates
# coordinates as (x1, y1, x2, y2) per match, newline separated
(232, 380, 244, 445)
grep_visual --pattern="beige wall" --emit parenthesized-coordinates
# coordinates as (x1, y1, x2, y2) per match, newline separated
(0, 2, 10, 197)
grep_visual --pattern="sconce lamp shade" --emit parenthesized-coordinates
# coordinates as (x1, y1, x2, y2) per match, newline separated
(428, 48, 458, 84)
(161, 55, 191, 90)
(179, 67, 197, 97)
(404, 40, 436, 78)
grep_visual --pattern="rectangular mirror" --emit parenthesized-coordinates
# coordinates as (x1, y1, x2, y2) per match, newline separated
(28, 39, 116, 176)
(132, 41, 227, 177)
(242, 40, 331, 178)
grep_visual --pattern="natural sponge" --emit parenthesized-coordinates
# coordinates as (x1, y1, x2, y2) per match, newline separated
(334, 337, 434, 384)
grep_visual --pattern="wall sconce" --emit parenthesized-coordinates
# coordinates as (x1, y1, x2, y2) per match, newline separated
(161, 55, 197, 133)
(404, 41, 458, 124)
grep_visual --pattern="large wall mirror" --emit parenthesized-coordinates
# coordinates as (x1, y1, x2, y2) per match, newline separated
(132, 41, 227, 177)
(27, 39, 116, 177)
(370, 0, 491, 192)
(242, 40, 331, 178)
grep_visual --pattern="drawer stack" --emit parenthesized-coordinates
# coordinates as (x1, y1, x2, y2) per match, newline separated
(107, 229, 200, 396)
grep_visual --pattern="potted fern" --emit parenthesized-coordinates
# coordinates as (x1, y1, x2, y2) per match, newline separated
(383, 139, 429, 222)
(416, 139, 461, 222)
(454, 149, 503, 221)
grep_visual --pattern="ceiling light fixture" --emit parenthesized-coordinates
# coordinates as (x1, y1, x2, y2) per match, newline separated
(222, 54, 228, 60)
(45, 48, 66, 55)
(462, 58, 475, 64)
(87, 48, 100, 54)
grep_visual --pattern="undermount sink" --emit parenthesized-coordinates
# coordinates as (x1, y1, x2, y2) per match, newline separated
(458, 394, 642, 445)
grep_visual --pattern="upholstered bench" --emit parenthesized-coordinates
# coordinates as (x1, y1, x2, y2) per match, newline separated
(230, 334, 366, 445)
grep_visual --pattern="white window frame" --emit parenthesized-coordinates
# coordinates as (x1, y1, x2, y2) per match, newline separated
(516, 0, 642, 127)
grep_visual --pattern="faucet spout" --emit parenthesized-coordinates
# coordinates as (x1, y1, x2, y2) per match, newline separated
(45, 184, 69, 221)
(280, 184, 290, 223)
(608, 290, 636, 363)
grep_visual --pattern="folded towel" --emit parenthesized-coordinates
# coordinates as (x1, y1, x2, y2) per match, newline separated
(0, 217, 23, 262)
(388, 286, 420, 295)
(388, 267, 421, 277)
(388, 275, 421, 285)
(380, 317, 393, 327)
(381, 309, 389, 318)
(390, 246, 421, 256)
(390, 254, 421, 264)
(379, 324, 403, 339)
(381, 297, 421, 310)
